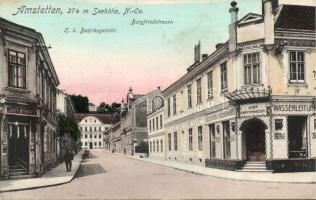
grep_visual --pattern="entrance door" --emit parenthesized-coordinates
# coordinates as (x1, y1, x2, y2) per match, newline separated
(89, 142, 93, 149)
(288, 116, 307, 158)
(242, 118, 267, 161)
(209, 124, 216, 158)
(8, 124, 29, 168)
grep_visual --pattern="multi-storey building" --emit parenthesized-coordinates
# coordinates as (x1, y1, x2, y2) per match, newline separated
(163, 1, 316, 172)
(147, 89, 165, 159)
(0, 18, 60, 179)
(75, 113, 117, 150)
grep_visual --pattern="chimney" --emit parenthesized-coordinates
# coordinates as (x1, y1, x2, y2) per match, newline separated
(202, 54, 208, 61)
(263, 0, 275, 46)
(229, 1, 239, 53)
(194, 41, 201, 63)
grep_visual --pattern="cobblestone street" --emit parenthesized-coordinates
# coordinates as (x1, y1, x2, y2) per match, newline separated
(1, 150, 315, 199)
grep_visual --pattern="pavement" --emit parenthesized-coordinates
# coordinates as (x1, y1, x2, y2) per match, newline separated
(0, 151, 83, 193)
(129, 154, 316, 184)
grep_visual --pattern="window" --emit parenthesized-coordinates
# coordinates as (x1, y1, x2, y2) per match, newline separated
(187, 84, 192, 108)
(157, 140, 159, 152)
(160, 140, 163, 152)
(196, 78, 202, 105)
(198, 126, 203, 151)
(99, 127, 101, 131)
(220, 62, 227, 91)
(99, 142, 101, 146)
(244, 53, 260, 85)
(149, 141, 152, 153)
(8, 50, 26, 88)
(85, 134, 87, 139)
(90, 134, 92, 138)
(94, 127, 97, 131)
(153, 140, 155, 152)
(160, 115, 163, 129)
(80, 127, 83, 131)
(223, 121, 231, 159)
(167, 98, 171, 117)
(314, 119, 316, 130)
(174, 132, 177, 151)
(149, 120, 152, 132)
(90, 127, 92, 132)
(207, 71, 213, 98)
(189, 128, 193, 151)
(173, 95, 177, 115)
(153, 118, 155, 131)
(85, 127, 87, 132)
(99, 134, 102, 138)
(168, 133, 172, 151)
(85, 142, 87, 146)
(275, 119, 283, 131)
(156, 116, 159, 130)
(289, 51, 305, 83)
(94, 134, 97, 138)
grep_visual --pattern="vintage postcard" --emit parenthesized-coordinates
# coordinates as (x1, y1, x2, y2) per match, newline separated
(0, 0, 315, 199)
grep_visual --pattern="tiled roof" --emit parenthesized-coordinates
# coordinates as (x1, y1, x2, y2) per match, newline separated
(275, 5, 316, 31)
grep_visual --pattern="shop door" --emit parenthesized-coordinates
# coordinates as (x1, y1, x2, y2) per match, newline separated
(242, 118, 266, 161)
(8, 125, 29, 167)
(288, 116, 307, 158)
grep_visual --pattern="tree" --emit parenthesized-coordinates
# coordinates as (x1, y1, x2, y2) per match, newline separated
(97, 102, 121, 114)
(58, 112, 81, 141)
(70, 95, 89, 113)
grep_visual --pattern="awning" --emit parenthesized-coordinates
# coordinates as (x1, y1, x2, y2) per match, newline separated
(223, 87, 272, 104)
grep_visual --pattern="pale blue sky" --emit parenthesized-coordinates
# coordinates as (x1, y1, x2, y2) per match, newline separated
(0, 0, 261, 104)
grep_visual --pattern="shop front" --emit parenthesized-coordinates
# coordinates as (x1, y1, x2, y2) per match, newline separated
(1, 104, 39, 179)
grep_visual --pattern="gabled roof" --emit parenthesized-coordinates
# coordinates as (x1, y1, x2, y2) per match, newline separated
(237, 13, 263, 26)
(275, 5, 316, 31)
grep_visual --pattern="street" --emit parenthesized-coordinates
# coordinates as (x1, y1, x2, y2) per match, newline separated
(0, 150, 315, 199)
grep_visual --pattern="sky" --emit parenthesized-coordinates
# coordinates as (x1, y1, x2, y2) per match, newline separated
(0, 0, 264, 105)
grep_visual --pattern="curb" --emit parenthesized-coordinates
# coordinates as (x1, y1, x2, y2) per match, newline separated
(0, 152, 83, 193)
(125, 154, 316, 184)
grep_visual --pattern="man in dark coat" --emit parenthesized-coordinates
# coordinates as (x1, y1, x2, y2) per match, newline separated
(64, 149, 74, 172)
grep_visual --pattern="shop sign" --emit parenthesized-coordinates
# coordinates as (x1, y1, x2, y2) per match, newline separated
(206, 108, 235, 123)
(240, 103, 267, 117)
(272, 103, 316, 115)
(7, 106, 37, 116)
(274, 132, 285, 139)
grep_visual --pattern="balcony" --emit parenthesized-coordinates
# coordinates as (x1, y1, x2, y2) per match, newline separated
(223, 87, 272, 105)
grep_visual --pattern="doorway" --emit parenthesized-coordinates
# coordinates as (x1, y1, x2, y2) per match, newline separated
(241, 118, 267, 161)
(288, 116, 307, 158)
(8, 124, 29, 169)
(89, 142, 93, 149)
(209, 124, 216, 158)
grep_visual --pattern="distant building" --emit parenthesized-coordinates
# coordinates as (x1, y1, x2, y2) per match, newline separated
(75, 113, 118, 150)
(88, 103, 97, 112)
(0, 17, 60, 179)
(147, 88, 165, 160)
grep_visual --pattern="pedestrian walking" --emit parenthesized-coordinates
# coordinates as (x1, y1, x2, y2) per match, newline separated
(64, 149, 74, 172)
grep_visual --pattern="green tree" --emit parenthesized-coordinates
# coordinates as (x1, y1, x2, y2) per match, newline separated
(58, 112, 81, 141)
(70, 95, 89, 113)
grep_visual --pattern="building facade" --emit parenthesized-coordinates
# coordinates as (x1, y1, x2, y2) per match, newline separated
(0, 18, 60, 179)
(75, 113, 116, 150)
(162, 1, 316, 172)
(147, 90, 165, 159)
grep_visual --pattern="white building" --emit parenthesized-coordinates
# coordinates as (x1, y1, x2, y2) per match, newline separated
(75, 114, 116, 149)
(147, 89, 165, 159)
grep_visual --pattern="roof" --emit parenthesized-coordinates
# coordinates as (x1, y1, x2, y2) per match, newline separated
(74, 113, 119, 124)
(275, 5, 316, 31)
